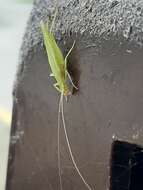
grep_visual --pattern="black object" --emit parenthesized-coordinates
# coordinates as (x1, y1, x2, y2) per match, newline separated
(110, 140, 143, 190)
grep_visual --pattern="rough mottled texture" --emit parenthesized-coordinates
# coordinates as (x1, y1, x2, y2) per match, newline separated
(20, 0, 143, 62)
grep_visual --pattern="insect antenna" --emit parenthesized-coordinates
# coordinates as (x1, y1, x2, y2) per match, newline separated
(58, 93, 63, 190)
(60, 94, 92, 190)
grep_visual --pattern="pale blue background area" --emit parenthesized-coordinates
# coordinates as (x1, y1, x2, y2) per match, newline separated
(0, 0, 32, 189)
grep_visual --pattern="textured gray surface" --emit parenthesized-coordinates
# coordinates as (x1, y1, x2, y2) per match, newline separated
(20, 0, 143, 64)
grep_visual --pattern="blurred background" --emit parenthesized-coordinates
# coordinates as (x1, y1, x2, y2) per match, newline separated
(0, 0, 32, 189)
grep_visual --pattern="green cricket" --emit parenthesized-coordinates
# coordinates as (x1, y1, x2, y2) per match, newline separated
(40, 10, 92, 190)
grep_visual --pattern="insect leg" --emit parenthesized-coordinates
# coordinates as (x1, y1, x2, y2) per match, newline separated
(54, 83, 61, 93)
(66, 71, 78, 90)
(64, 41, 76, 70)
(50, 73, 54, 77)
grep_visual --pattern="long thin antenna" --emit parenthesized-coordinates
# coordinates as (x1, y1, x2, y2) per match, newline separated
(58, 94, 63, 190)
(61, 94, 92, 190)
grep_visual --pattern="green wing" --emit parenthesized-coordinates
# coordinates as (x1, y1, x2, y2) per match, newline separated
(40, 21, 66, 85)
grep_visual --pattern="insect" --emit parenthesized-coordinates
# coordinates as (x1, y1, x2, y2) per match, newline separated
(40, 10, 92, 190)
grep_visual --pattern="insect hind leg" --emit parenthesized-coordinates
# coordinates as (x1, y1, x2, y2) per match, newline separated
(66, 71, 78, 90)
(64, 41, 76, 70)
